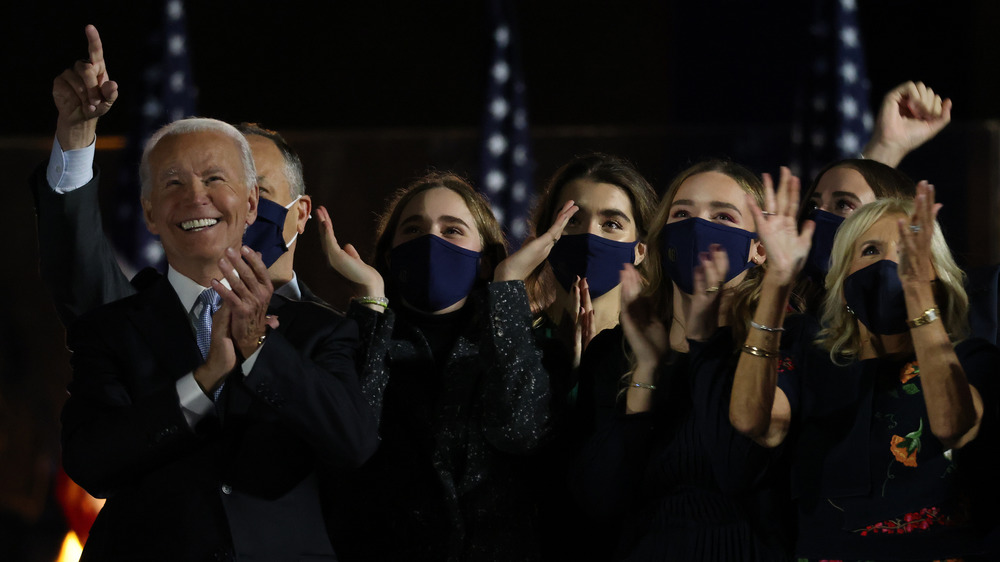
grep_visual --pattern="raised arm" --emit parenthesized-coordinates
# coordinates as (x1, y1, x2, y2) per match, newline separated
(619, 263, 668, 414)
(898, 182, 983, 449)
(315, 205, 385, 311)
(492, 199, 578, 282)
(316, 205, 392, 419)
(34, 25, 132, 325)
(863, 81, 951, 167)
(54, 24, 119, 150)
(729, 168, 812, 448)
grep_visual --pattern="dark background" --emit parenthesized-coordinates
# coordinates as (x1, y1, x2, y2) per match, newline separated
(2, 1, 999, 560)
(8, 2, 999, 132)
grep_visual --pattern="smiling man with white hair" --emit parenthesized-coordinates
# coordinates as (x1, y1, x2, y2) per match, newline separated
(59, 115, 378, 561)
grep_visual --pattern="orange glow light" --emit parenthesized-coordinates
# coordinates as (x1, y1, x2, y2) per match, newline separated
(56, 531, 83, 562)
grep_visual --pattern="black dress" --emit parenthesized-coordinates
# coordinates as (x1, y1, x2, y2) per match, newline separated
(328, 281, 553, 561)
(571, 328, 793, 561)
(531, 323, 631, 561)
(778, 314, 1000, 560)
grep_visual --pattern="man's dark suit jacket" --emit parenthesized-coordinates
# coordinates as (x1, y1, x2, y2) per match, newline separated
(33, 164, 378, 559)
(61, 272, 378, 561)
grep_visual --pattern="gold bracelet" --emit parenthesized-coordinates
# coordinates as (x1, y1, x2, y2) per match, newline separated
(352, 296, 389, 308)
(907, 307, 940, 329)
(630, 381, 656, 391)
(741, 345, 779, 359)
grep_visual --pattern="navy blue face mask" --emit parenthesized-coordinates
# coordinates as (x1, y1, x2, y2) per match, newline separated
(843, 260, 909, 335)
(659, 218, 757, 295)
(243, 197, 300, 268)
(547, 233, 638, 298)
(803, 210, 846, 285)
(389, 234, 482, 312)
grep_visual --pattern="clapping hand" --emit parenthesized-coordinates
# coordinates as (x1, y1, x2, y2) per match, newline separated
(198, 246, 279, 393)
(568, 277, 595, 369)
(315, 206, 386, 308)
(686, 245, 729, 342)
(748, 167, 814, 287)
(493, 200, 578, 282)
(897, 181, 941, 289)
(214, 246, 277, 361)
(619, 264, 668, 371)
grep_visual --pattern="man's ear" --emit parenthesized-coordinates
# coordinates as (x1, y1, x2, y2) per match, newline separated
(633, 241, 647, 266)
(246, 184, 259, 225)
(296, 195, 312, 233)
(142, 198, 159, 235)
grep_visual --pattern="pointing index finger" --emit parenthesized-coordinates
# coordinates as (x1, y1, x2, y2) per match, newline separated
(86, 25, 105, 69)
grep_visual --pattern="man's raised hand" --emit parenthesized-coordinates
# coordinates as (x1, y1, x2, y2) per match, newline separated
(53, 25, 119, 149)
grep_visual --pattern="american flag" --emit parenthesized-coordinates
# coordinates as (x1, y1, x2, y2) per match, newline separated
(479, 0, 533, 249)
(790, 0, 872, 180)
(110, 0, 196, 276)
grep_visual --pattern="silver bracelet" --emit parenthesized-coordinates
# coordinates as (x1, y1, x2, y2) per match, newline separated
(630, 381, 656, 391)
(750, 320, 784, 333)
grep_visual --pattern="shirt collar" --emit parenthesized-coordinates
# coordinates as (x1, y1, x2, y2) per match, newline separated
(167, 266, 233, 313)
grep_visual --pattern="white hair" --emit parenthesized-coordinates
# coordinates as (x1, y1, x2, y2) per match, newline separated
(139, 117, 257, 201)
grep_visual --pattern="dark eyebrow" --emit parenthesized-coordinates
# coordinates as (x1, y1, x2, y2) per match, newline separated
(597, 208, 633, 224)
(439, 215, 472, 228)
(670, 198, 743, 216)
(831, 191, 863, 202)
(709, 201, 743, 216)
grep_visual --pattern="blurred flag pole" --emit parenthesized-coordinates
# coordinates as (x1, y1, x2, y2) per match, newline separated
(479, 0, 534, 249)
(789, 0, 873, 181)
(110, 0, 197, 277)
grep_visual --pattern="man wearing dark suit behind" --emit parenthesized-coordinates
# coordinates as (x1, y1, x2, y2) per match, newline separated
(60, 114, 378, 560)
(32, 26, 325, 326)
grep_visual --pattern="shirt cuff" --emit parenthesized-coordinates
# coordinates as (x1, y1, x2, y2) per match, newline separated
(176, 373, 214, 428)
(241, 345, 263, 378)
(47, 135, 96, 193)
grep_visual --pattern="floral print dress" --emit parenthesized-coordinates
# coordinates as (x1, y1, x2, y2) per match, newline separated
(776, 315, 1000, 561)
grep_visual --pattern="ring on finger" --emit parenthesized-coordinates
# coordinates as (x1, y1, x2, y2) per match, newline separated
(909, 225, 922, 233)
(761, 211, 777, 216)
(705, 286, 720, 294)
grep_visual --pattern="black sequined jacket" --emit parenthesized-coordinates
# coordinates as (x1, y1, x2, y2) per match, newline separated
(329, 280, 553, 561)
